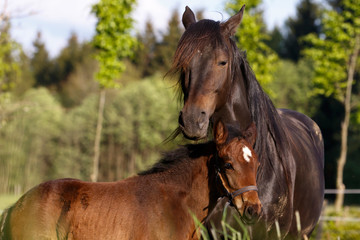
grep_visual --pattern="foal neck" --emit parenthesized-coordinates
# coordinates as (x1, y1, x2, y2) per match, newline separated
(139, 143, 218, 216)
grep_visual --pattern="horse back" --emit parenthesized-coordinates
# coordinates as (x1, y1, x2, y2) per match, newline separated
(1, 177, 201, 240)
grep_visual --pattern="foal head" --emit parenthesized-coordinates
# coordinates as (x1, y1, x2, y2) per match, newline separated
(214, 121, 262, 223)
(174, 5, 247, 140)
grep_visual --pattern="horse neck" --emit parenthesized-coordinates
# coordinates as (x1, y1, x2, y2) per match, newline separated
(213, 59, 252, 132)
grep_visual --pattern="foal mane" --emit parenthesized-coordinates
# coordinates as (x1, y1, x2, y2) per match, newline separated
(138, 142, 215, 176)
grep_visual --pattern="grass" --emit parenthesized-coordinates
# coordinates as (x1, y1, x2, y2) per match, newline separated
(313, 205, 360, 240)
(193, 203, 360, 240)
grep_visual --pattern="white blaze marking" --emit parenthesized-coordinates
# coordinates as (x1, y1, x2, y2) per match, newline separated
(242, 146, 252, 162)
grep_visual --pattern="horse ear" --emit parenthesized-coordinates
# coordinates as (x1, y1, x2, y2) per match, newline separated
(220, 4, 245, 37)
(243, 122, 257, 147)
(214, 121, 228, 145)
(182, 6, 196, 29)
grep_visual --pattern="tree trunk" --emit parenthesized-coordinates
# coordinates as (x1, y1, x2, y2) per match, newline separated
(334, 35, 360, 212)
(91, 89, 106, 182)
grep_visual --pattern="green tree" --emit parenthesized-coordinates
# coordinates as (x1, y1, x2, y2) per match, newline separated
(266, 26, 286, 58)
(0, 18, 21, 93)
(283, 0, 321, 62)
(134, 19, 157, 77)
(225, 0, 278, 96)
(91, 0, 137, 182)
(271, 59, 318, 116)
(0, 88, 63, 193)
(303, 0, 360, 212)
(155, 9, 182, 73)
(53, 33, 83, 85)
(92, 0, 137, 88)
(100, 76, 179, 180)
(60, 42, 98, 107)
(54, 35, 98, 107)
(30, 32, 53, 87)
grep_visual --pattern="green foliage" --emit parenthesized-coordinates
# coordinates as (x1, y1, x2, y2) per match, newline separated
(0, 76, 179, 193)
(31, 32, 53, 87)
(30, 32, 98, 107)
(271, 59, 319, 116)
(0, 88, 63, 193)
(0, 19, 22, 93)
(303, 0, 360, 101)
(92, 0, 138, 88)
(56, 37, 98, 107)
(134, 20, 157, 77)
(226, 0, 278, 96)
(53, 33, 87, 85)
(100, 75, 179, 179)
(51, 94, 98, 179)
(283, 0, 321, 61)
(155, 9, 183, 73)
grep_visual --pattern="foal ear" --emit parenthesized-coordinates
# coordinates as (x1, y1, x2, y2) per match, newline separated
(182, 6, 196, 29)
(243, 122, 257, 147)
(220, 4, 245, 37)
(214, 121, 228, 145)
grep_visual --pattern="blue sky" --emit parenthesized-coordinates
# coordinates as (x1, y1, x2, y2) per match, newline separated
(8, 0, 302, 57)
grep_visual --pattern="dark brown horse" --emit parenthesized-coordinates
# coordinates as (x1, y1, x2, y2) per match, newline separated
(0, 121, 261, 240)
(171, 5, 324, 239)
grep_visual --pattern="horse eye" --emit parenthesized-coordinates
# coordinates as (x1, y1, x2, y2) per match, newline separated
(224, 162, 233, 170)
(218, 61, 227, 66)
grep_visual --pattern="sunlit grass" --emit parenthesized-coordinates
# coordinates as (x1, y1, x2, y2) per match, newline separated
(193, 204, 360, 240)
(191, 204, 250, 240)
(312, 205, 360, 240)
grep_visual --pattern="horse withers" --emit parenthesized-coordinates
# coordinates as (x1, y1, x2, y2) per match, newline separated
(172, 5, 324, 239)
(0, 121, 261, 240)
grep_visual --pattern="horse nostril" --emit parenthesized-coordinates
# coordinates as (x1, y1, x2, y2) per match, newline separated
(244, 206, 259, 221)
(246, 206, 254, 217)
(178, 111, 185, 128)
(198, 112, 207, 130)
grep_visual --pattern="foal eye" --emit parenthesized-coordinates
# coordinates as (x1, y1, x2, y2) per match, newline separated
(218, 61, 227, 66)
(224, 162, 233, 170)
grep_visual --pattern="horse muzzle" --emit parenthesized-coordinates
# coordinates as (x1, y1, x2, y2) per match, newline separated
(178, 110, 209, 140)
(231, 187, 262, 224)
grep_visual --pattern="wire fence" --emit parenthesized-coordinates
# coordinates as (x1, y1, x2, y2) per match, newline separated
(315, 189, 360, 240)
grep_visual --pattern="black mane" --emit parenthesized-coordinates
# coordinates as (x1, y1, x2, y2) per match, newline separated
(229, 37, 292, 187)
(138, 142, 216, 176)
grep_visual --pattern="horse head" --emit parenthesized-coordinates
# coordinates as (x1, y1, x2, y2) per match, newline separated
(214, 121, 262, 223)
(174, 5, 249, 140)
